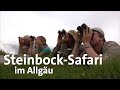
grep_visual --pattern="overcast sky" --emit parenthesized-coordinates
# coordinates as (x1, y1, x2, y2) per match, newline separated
(0, 11, 120, 49)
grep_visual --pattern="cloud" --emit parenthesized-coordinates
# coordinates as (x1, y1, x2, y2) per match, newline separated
(0, 42, 18, 54)
(0, 11, 120, 53)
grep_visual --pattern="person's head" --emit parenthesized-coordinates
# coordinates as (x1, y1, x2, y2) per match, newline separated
(18, 37, 24, 44)
(23, 35, 31, 47)
(90, 27, 106, 46)
(35, 36, 46, 46)
(67, 30, 78, 48)
(18, 35, 31, 47)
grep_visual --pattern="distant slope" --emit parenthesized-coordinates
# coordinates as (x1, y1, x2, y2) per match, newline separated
(0, 41, 19, 54)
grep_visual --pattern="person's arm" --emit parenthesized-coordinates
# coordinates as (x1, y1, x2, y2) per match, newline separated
(84, 43, 99, 58)
(59, 32, 71, 57)
(52, 32, 69, 57)
(70, 38, 82, 58)
(52, 43, 61, 55)
(70, 32, 84, 59)
(52, 34, 62, 56)
(38, 52, 45, 56)
(39, 47, 51, 57)
(82, 27, 99, 58)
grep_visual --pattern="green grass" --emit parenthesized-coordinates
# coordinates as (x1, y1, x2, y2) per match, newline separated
(0, 56, 120, 79)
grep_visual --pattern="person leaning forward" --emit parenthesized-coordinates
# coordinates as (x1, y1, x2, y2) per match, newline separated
(77, 26, 120, 62)
(52, 29, 80, 59)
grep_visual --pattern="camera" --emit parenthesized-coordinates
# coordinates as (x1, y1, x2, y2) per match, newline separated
(77, 23, 87, 37)
(58, 29, 66, 36)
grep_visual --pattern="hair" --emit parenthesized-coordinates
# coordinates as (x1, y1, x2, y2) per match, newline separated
(37, 36, 46, 45)
(18, 36, 30, 47)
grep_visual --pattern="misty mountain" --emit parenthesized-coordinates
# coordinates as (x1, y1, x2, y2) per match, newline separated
(0, 41, 54, 55)
(0, 41, 19, 54)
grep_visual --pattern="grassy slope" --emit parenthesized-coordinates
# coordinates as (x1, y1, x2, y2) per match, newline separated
(0, 49, 120, 79)
(0, 57, 120, 79)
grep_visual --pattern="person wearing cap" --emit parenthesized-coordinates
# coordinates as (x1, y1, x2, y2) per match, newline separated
(33, 36, 51, 57)
(78, 26, 120, 61)
(52, 30, 80, 58)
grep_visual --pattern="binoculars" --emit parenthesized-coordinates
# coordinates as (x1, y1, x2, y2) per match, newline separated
(77, 23, 88, 37)
(30, 36, 35, 41)
(58, 29, 66, 36)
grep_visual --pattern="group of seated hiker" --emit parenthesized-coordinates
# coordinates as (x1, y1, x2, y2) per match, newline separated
(18, 35, 51, 57)
(18, 23, 120, 62)
(52, 24, 120, 61)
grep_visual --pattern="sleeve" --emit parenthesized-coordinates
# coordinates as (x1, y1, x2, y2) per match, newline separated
(42, 47, 51, 54)
(102, 42, 120, 60)
(52, 43, 69, 58)
(52, 43, 61, 57)
(59, 43, 70, 58)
